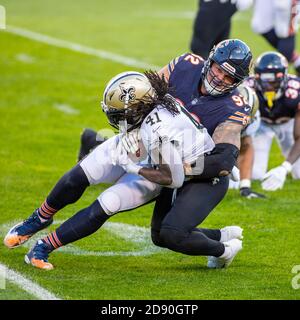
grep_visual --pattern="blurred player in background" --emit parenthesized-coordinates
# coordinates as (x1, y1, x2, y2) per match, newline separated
(244, 51, 300, 191)
(190, 0, 253, 59)
(229, 84, 266, 198)
(252, 0, 300, 75)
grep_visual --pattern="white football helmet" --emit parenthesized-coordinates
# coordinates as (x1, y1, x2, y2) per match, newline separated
(101, 71, 156, 131)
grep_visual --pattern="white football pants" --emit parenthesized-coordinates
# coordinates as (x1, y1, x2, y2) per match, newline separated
(80, 135, 161, 215)
(252, 119, 300, 180)
(252, 0, 299, 37)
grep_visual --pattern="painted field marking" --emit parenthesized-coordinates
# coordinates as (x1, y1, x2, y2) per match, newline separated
(0, 262, 60, 300)
(1, 220, 164, 257)
(53, 103, 80, 115)
(6, 25, 160, 70)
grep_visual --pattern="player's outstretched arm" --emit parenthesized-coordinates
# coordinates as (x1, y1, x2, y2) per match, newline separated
(262, 110, 300, 191)
(238, 136, 266, 198)
(286, 110, 300, 165)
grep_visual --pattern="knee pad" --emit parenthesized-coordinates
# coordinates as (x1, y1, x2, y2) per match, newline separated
(98, 191, 121, 215)
(159, 226, 186, 250)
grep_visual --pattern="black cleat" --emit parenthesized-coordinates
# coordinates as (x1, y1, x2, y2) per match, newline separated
(77, 128, 106, 162)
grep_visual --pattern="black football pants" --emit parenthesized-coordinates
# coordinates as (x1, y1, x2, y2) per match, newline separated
(151, 177, 229, 257)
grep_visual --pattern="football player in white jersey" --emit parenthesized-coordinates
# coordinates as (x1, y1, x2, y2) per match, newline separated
(4, 71, 214, 270)
(251, 0, 300, 75)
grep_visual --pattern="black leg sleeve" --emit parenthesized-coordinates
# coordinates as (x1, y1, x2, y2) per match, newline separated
(46, 164, 89, 210)
(151, 187, 174, 247)
(56, 200, 109, 245)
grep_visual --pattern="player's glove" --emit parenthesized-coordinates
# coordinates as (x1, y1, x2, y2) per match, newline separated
(240, 187, 266, 199)
(120, 129, 141, 154)
(111, 138, 142, 175)
(261, 161, 292, 191)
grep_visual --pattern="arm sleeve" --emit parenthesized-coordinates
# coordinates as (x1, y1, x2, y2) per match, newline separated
(150, 141, 185, 189)
(189, 143, 239, 180)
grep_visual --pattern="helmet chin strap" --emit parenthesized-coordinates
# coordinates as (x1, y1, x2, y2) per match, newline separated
(120, 93, 130, 134)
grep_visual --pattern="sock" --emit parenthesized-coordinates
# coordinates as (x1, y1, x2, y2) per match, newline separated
(219, 245, 231, 259)
(37, 199, 58, 222)
(42, 230, 63, 251)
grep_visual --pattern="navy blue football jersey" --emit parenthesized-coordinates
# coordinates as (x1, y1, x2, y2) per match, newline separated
(245, 75, 300, 124)
(167, 53, 251, 135)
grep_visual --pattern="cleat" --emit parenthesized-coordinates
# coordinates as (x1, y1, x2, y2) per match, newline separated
(206, 226, 243, 266)
(78, 128, 106, 162)
(207, 239, 242, 269)
(220, 226, 243, 242)
(4, 210, 53, 248)
(25, 240, 53, 270)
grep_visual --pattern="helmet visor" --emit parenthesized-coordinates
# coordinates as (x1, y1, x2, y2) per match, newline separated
(256, 72, 285, 93)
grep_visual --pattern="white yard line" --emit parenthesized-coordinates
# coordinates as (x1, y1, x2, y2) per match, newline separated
(1, 220, 163, 257)
(0, 219, 164, 300)
(53, 103, 80, 115)
(0, 262, 61, 300)
(6, 25, 160, 70)
(15, 53, 35, 64)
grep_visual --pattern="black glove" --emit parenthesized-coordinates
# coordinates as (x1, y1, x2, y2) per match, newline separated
(240, 187, 266, 199)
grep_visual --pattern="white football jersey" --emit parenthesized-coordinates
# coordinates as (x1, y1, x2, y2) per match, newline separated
(139, 102, 215, 165)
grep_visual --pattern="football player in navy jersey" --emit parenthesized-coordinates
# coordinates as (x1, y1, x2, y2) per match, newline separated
(76, 39, 253, 268)
(150, 39, 254, 268)
(243, 51, 300, 191)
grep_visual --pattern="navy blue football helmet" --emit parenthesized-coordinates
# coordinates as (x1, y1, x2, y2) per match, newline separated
(254, 51, 288, 107)
(202, 39, 253, 96)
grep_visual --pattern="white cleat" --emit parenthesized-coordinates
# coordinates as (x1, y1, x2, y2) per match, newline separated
(220, 226, 243, 242)
(206, 226, 243, 267)
(207, 239, 243, 269)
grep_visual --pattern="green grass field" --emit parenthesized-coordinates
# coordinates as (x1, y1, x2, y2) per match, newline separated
(0, 0, 300, 300)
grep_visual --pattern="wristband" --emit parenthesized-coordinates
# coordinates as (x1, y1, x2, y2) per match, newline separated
(281, 161, 292, 173)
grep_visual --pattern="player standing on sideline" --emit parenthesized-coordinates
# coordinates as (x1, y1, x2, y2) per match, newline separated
(241, 51, 300, 191)
(190, 0, 253, 59)
(251, 0, 300, 75)
(4, 71, 216, 269)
